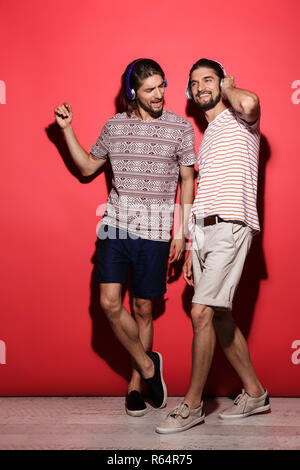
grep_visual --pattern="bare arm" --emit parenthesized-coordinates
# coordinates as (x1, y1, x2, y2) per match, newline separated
(221, 76, 260, 123)
(169, 165, 195, 263)
(177, 165, 195, 239)
(54, 103, 107, 176)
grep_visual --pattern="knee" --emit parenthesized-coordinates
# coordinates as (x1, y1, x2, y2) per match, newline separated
(100, 295, 122, 322)
(190, 305, 214, 331)
(133, 298, 152, 323)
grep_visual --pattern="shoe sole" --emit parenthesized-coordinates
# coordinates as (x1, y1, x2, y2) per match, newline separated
(219, 404, 271, 419)
(155, 414, 205, 434)
(155, 351, 167, 409)
(126, 407, 148, 417)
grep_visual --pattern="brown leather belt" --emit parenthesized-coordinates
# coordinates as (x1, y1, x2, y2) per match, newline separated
(204, 215, 223, 226)
(196, 215, 246, 227)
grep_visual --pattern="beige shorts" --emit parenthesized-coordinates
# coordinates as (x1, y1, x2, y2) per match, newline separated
(192, 221, 253, 310)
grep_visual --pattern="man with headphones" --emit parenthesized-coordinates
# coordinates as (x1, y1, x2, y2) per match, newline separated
(156, 58, 270, 434)
(54, 59, 196, 417)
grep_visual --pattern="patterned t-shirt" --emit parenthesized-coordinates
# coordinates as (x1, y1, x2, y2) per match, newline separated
(190, 107, 260, 232)
(90, 110, 196, 241)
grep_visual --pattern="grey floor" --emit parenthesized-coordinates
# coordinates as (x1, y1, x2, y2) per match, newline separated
(0, 396, 299, 450)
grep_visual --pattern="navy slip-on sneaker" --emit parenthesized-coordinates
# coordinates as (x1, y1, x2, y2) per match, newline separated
(125, 390, 147, 417)
(144, 351, 167, 408)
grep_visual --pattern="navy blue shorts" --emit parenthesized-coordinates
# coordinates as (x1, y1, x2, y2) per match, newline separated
(96, 225, 170, 298)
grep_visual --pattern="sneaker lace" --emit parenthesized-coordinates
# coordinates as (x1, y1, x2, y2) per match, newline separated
(169, 403, 190, 419)
(234, 390, 247, 406)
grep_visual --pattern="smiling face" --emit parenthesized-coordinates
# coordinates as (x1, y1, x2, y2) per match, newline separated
(136, 74, 166, 118)
(190, 66, 222, 111)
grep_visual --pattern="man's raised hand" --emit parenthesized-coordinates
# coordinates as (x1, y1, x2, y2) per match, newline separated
(54, 102, 73, 129)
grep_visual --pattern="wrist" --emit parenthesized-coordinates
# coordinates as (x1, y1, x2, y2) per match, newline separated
(222, 83, 235, 98)
(62, 124, 73, 134)
(221, 84, 230, 97)
(175, 228, 184, 240)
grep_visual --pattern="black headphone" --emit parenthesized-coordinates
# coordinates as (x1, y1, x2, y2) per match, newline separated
(125, 59, 168, 101)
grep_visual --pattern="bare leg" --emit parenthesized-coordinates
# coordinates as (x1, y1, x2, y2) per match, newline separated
(100, 284, 154, 379)
(128, 297, 153, 393)
(184, 304, 216, 408)
(213, 309, 264, 397)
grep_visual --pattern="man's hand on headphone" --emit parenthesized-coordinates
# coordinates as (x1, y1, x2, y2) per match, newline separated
(221, 75, 236, 99)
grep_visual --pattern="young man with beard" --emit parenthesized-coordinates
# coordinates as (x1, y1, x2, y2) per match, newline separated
(156, 58, 270, 434)
(54, 59, 196, 416)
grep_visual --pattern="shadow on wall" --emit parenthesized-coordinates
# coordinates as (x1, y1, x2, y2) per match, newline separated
(46, 122, 113, 186)
(182, 99, 271, 396)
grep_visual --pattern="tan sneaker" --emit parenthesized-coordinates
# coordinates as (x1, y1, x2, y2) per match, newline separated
(155, 402, 205, 434)
(219, 389, 270, 419)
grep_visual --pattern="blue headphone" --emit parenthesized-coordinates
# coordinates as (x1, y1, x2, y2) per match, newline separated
(125, 59, 168, 101)
(186, 60, 226, 100)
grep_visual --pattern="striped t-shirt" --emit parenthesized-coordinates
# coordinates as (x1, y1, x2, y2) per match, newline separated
(90, 110, 196, 241)
(190, 107, 260, 232)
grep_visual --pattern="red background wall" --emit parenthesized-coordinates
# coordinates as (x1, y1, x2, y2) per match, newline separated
(1, 0, 300, 396)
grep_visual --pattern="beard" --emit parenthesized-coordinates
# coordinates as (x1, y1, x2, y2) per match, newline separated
(136, 97, 164, 118)
(195, 91, 221, 111)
